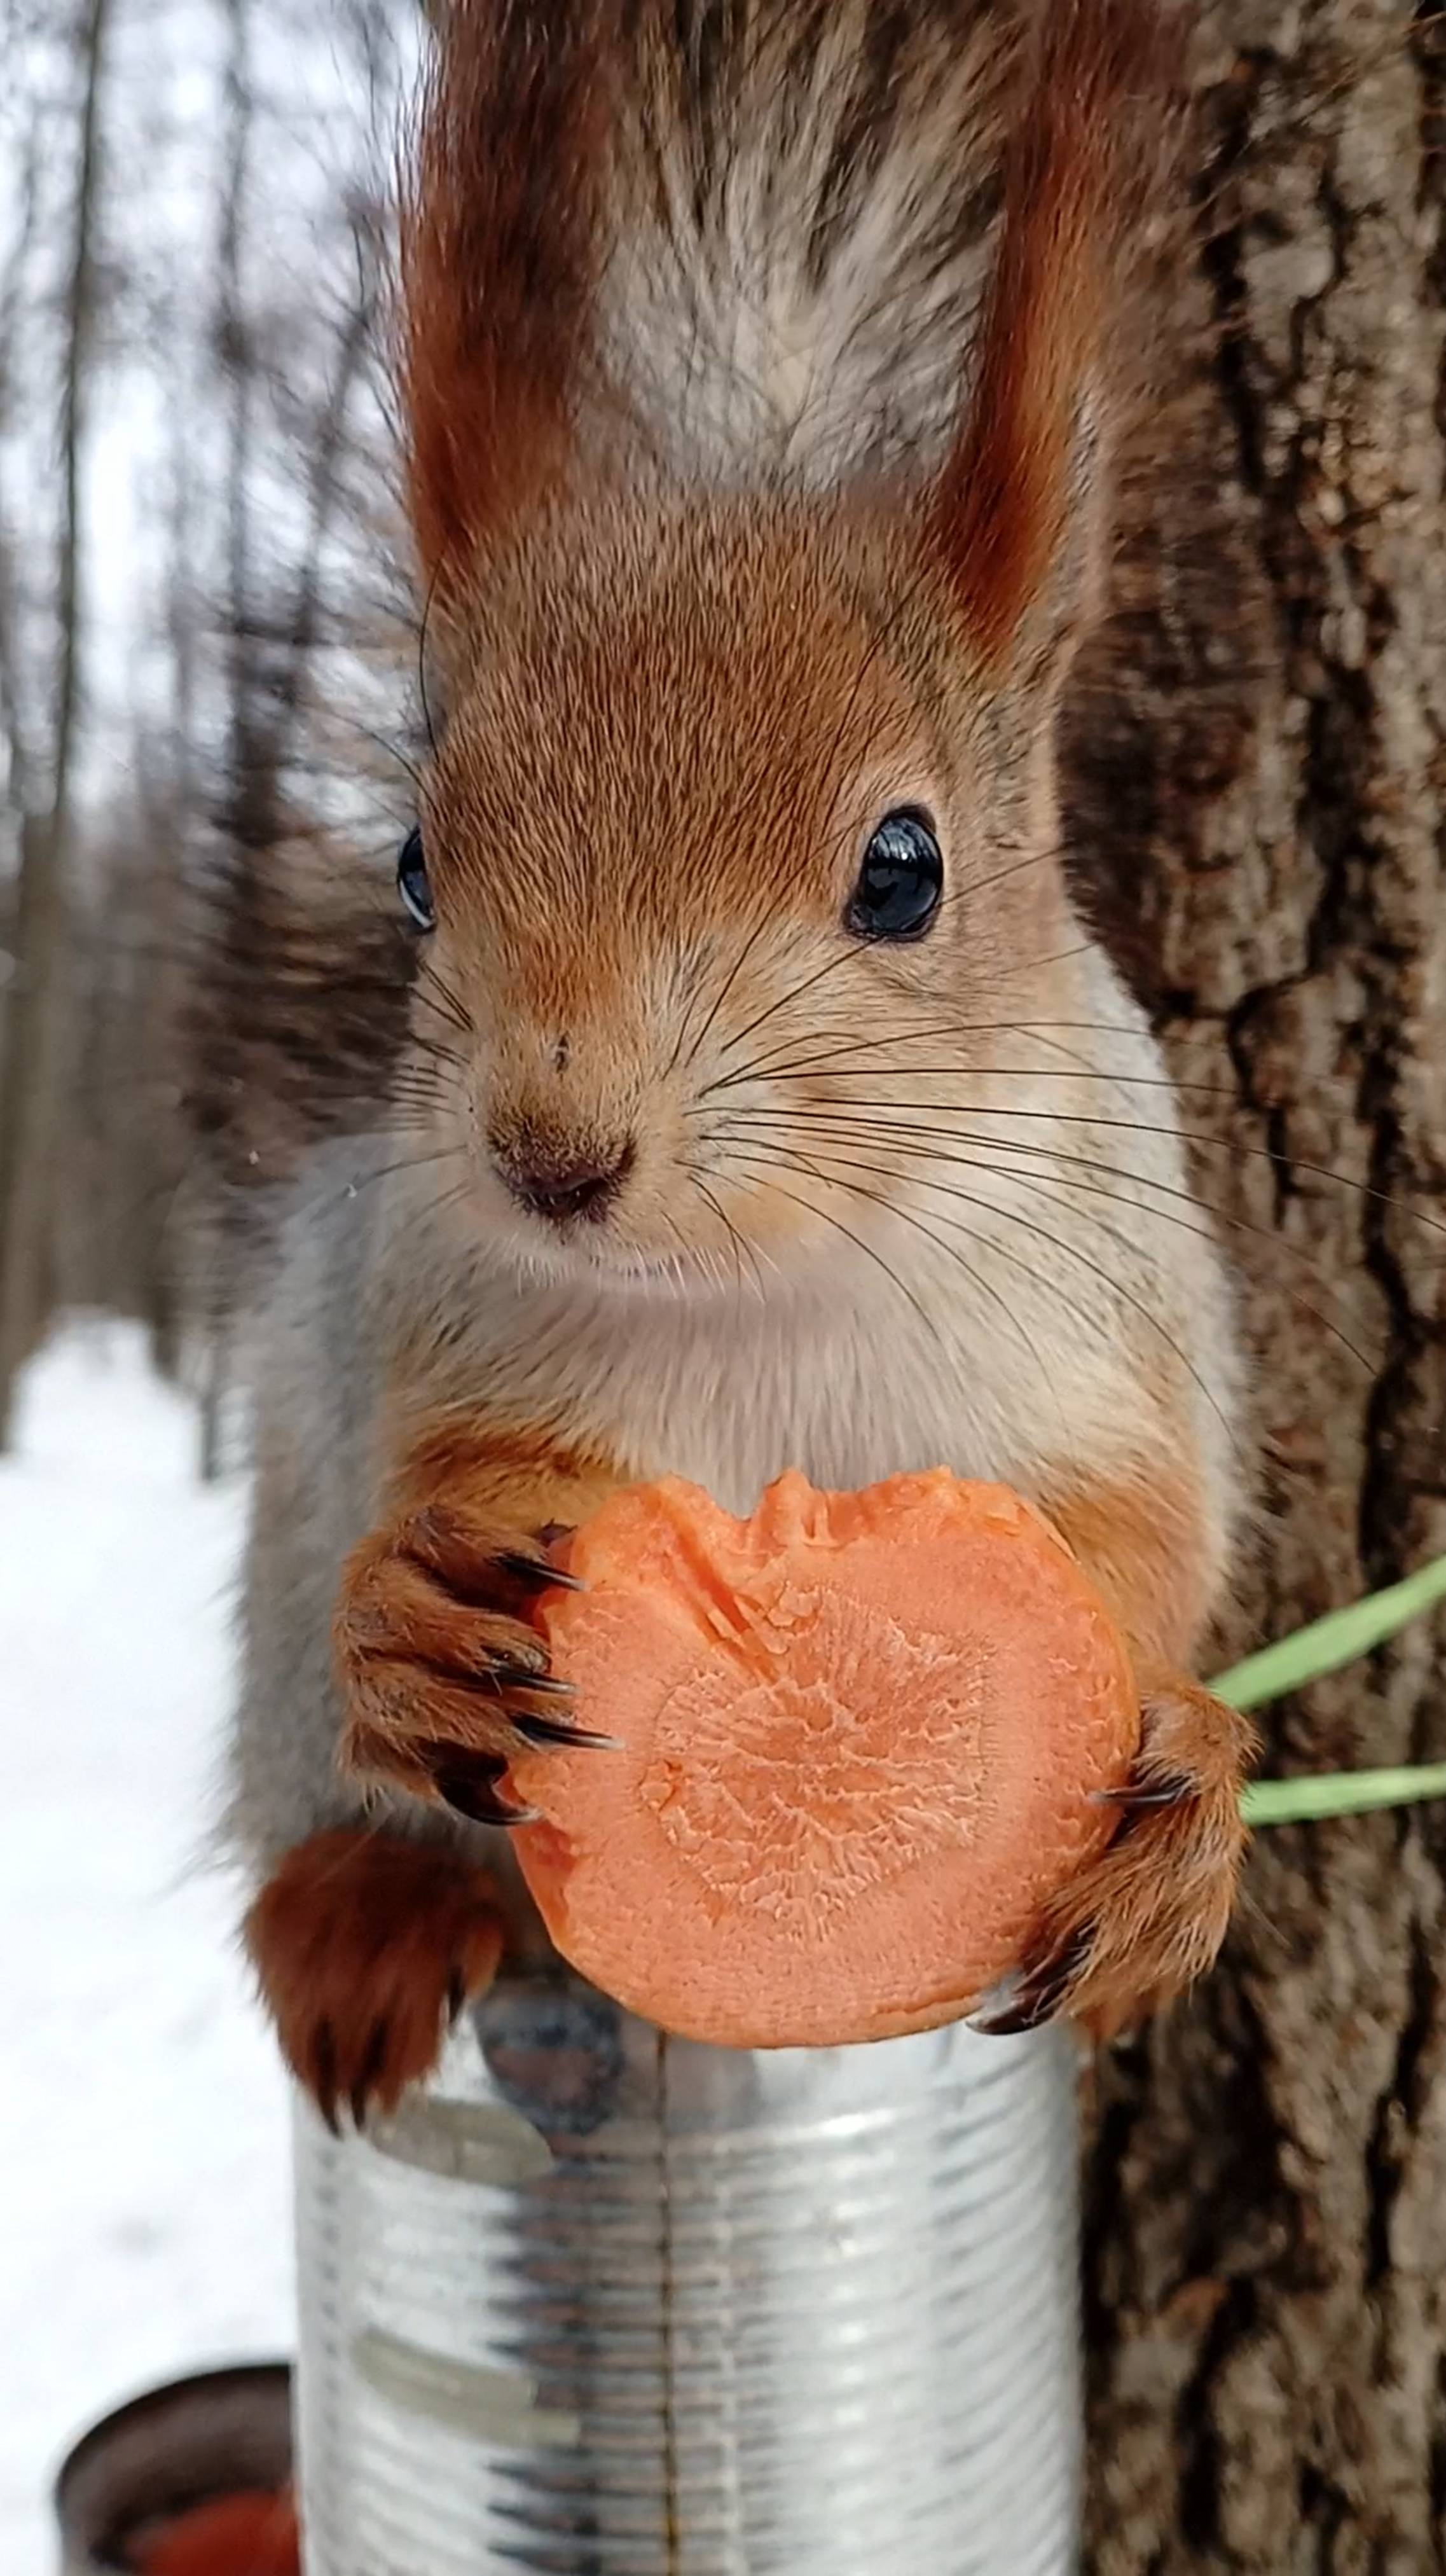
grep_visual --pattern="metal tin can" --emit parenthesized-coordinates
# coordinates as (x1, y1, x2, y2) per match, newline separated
(294, 1977, 1081, 2575)
(54, 2362, 293, 2575)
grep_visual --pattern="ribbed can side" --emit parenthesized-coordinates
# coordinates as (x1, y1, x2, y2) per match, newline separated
(294, 1981, 1081, 2576)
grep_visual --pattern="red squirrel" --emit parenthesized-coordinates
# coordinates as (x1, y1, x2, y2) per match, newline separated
(233, 0, 1257, 2129)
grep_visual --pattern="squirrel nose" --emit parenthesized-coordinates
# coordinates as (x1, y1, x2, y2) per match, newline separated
(495, 1136, 635, 1224)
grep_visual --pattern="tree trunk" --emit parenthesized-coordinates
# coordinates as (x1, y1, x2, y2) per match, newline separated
(0, 0, 111, 1445)
(195, 0, 259, 1484)
(1075, 3, 1446, 2567)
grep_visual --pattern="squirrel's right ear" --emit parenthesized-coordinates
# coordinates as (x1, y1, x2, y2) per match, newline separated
(399, 0, 610, 596)
(930, 0, 1183, 684)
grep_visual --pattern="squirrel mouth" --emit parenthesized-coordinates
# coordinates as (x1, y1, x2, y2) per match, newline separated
(510, 1218, 744, 1300)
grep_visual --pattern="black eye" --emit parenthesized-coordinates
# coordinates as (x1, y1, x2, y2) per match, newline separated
(397, 826, 435, 931)
(845, 809, 943, 941)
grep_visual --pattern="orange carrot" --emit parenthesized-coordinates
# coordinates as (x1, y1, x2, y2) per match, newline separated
(512, 1469, 1138, 2047)
(130, 2486, 300, 2576)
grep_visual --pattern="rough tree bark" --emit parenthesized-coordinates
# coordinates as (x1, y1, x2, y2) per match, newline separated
(1073, 3, 1446, 2567)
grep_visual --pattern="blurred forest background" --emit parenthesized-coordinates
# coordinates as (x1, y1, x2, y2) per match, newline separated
(0, 0, 420, 1468)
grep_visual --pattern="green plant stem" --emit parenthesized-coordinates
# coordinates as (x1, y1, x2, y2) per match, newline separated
(1212, 1553, 1446, 1713)
(1241, 1764, 1446, 1827)
(1213, 1553, 1446, 1827)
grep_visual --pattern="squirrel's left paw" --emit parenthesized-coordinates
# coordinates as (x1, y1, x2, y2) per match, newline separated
(977, 1676, 1258, 2040)
(244, 1827, 505, 2129)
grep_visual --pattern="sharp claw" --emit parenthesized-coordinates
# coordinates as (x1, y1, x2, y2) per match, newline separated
(436, 1773, 541, 1827)
(495, 1549, 586, 1593)
(975, 1996, 1052, 2037)
(429, 1750, 541, 1828)
(511, 1711, 621, 1750)
(351, 2018, 389, 2128)
(446, 1969, 467, 2028)
(977, 1926, 1094, 2036)
(976, 1974, 1070, 2036)
(313, 2019, 341, 2136)
(488, 1665, 575, 1700)
(1091, 1773, 1194, 1811)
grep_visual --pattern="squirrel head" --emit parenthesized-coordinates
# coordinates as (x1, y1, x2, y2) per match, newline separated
(402, 486, 1081, 1285)
(391, 0, 1183, 1295)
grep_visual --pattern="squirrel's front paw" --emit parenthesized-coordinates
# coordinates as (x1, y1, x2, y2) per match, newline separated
(979, 1677, 1258, 2040)
(335, 1502, 612, 1824)
(244, 1829, 504, 2128)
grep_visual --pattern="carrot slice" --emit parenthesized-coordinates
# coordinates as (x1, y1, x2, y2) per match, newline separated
(130, 2487, 300, 2576)
(511, 1469, 1138, 2048)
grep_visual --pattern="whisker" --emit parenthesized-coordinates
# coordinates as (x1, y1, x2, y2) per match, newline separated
(411, 997, 471, 1048)
(404, 1031, 470, 1073)
(703, 1014, 1167, 1095)
(316, 1144, 466, 1213)
(720, 1158, 944, 1346)
(326, 710, 427, 795)
(379, 1109, 453, 1138)
(691, 1172, 769, 1301)
(673, 908, 778, 1076)
(706, 1105, 1382, 1359)
(709, 940, 877, 1072)
(656, 1203, 712, 1296)
(696, 871, 992, 1085)
(716, 1099, 1446, 1242)
(951, 844, 1062, 909)
(723, 1137, 1114, 1360)
(724, 1139, 1071, 1432)
(809, 1132, 1374, 1378)
(988, 939, 1096, 981)
(415, 959, 476, 1037)
(387, 1081, 460, 1113)
(389, 1055, 455, 1086)
(724, 1133, 1239, 1459)
(690, 1178, 741, 1298)
(382, 1105, 449, 1133)
(410, 1177, 476, 1231)
(692, 866, 1095, 1093)
(713, 1058, 1240, 1100)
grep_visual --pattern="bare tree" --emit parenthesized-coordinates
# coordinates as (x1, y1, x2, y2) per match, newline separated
(0, 0, 112, 1444)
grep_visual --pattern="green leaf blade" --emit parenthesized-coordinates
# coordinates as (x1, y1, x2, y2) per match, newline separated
(1241, 1764, 1446, 1827)
(1211, 1555, 1446, 1714)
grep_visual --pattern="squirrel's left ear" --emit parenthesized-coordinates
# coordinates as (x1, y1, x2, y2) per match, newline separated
(399, 0, 613, 600)
(930, 0, 1183, 684)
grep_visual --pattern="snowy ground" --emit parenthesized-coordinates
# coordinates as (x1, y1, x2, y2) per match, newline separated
(1, 1322, 293, 2574)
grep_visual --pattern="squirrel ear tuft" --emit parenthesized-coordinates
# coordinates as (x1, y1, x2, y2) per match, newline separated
(399, 0, 612, 595)
(930, 0, 1183, 676)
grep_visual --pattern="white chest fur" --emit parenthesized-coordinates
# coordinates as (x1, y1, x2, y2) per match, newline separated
(423, 1203, 1172, 1523)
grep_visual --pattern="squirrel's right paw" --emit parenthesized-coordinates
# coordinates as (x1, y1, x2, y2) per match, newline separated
(334, 1502, 612, 1824)
(244, 1828, 504, 2128)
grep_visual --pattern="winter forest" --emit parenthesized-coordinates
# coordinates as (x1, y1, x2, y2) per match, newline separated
(0, 0, 422, 1460)
(4, 0, 1446, 2570)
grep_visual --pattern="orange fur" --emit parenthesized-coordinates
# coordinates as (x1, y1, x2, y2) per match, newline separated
(1042, 1465, 1220, 1670)
(985, 1467, 1255, 2034)
(336, 1413, 623, 1799)
(399, 0, 616, 585)
(933, 0, 1181, 661)
(243, 1829, 505, 2127)
(383, 1410, 623, 1526)
(984, 1673, 1257, 2038)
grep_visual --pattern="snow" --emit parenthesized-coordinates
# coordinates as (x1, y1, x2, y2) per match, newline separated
(0, 1322, 293, 2574)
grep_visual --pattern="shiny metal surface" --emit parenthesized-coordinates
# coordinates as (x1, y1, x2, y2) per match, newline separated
(294, 1977, 1081, 2575)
